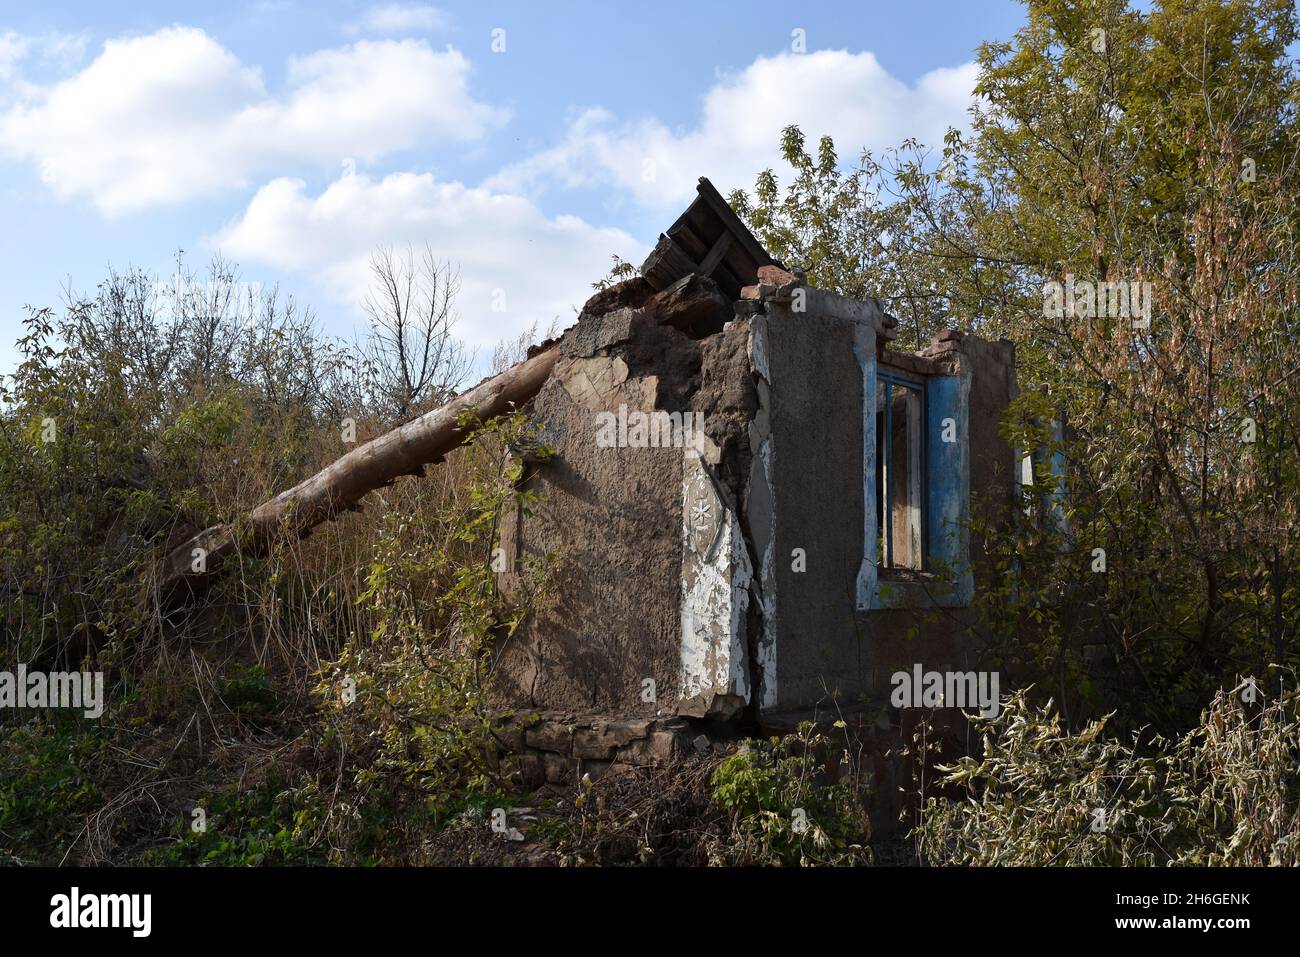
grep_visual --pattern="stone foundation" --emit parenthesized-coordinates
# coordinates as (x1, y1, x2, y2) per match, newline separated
(495, 711, 696, 787)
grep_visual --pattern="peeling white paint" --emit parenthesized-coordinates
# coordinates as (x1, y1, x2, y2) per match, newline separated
(748, 318, 771, 383)
(678, 448, 750, 718)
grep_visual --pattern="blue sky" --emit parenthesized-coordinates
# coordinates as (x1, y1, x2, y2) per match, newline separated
(0, 0, 1027, 374)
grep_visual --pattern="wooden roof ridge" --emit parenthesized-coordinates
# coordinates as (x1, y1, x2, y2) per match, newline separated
(639, 176, 782, 301)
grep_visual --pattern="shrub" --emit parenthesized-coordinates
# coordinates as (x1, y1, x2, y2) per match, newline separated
(0, 718, 103, 865)
(302, 412, 553, 861)
(710, 723, 872, 866)
(915, 683, 1300, 866)
(141, 781, 328, 867)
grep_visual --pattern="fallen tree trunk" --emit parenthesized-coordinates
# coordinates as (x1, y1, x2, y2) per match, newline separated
(158, 342, 561, 596)
(155, 272, 735, 600)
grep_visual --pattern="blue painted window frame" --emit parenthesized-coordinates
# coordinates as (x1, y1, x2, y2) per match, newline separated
(862, 361, 973, 610)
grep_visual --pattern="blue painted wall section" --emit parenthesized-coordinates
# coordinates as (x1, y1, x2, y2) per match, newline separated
(925, 369, 973, 605)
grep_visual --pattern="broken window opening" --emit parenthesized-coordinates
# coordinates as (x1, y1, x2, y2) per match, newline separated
(876, 370, 926, 573)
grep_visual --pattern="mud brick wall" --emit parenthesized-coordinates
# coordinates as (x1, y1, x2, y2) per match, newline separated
(492, 277, 759, 719)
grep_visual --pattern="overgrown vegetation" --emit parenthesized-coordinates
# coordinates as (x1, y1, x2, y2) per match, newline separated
(3, 0, 1298, 866)
(0, 251, 872, 867)
(709, 724, 872, 866)
(514, 724, 873, 867)
(914, 682, 1300, 865)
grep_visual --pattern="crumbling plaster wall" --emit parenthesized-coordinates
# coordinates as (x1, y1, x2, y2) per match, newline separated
(756, 290, 884, 711)
(760, 301, 1019, 713)
(493, 279, 760, 719)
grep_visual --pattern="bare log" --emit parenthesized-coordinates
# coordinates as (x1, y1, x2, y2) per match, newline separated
(159, 342, 561, 594)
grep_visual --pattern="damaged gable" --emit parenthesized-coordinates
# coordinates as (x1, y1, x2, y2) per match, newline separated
(641, 177, 781, 301)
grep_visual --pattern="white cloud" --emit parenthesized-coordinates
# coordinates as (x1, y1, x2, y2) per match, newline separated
(0, 33, 27, 83)
(0, 27, 504, 214)
(211, 169, 646, 349)
(32, 32, 89, 70)
(487, 50, 979, 209)
(345, 4, 448, 35)
(0, 30, 87, 86)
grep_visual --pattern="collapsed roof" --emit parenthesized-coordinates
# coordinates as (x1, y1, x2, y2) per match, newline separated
(639, 177, 783, 301)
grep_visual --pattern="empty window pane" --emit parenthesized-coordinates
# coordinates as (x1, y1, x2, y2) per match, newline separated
(877, 377, 923, 571)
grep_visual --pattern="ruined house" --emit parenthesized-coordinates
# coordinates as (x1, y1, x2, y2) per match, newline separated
(160, 177, 1020, 816)
(490, 179, 1019, 786)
